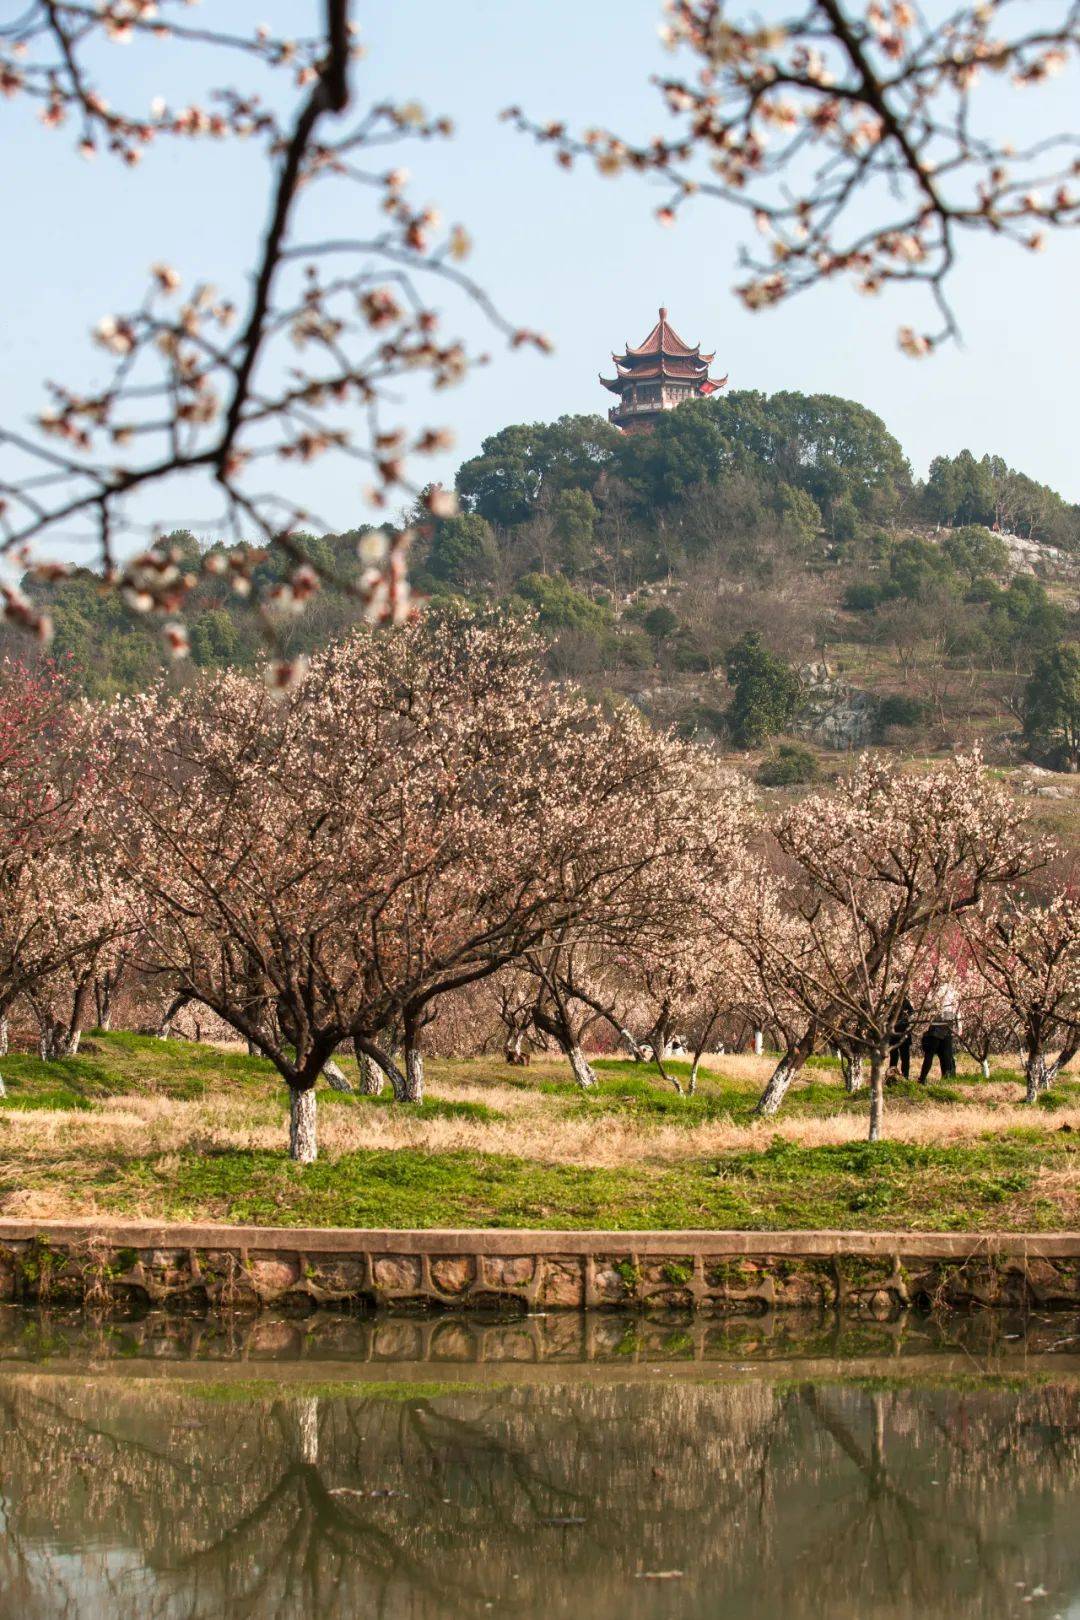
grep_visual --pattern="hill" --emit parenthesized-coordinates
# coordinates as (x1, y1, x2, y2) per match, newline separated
(10, 390, 1080, 828)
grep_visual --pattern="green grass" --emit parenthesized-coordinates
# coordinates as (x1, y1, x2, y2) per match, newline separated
(84, 1130, 1076, 1232)
(0, 1029, 278, 1109)
(580, 1060, 969, 1127)
(2, 1032, 1078, 1232)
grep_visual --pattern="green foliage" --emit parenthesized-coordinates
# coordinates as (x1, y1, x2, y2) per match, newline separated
(923, 451, 1080, 551)
(427, 513, 499, 591)
(1024, 644, 1080, 769)
(843, 580, 885, 613)
(878, 693, 930, 730)
(615, 398, 731, 507)
(773, 482, 822, 549)
(642, 604, 679, 645)
(985, 574, 1065, 656)
(551, 487, 598, 575)
(756, 743, 821, 786)
(725, 632, 803, 748)
(887, 536, 961, 601)
(941, 525, 1010, 583)
(513, 573, 613, 632)
(455, 415, 620, 526)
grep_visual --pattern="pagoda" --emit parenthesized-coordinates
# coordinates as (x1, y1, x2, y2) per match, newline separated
(601, 308, 725, 434)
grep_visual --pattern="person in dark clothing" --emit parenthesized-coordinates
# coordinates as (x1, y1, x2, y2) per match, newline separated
(918, 983, 959, 1083)
(888, 998, 914, 1080)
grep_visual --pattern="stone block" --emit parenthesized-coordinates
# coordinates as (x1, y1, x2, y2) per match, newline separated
(247, 1257, 298, 1297)
(430, 1255, 474, 1295)
(373, 1254, 423, 1293)
(482, 1254, 535, 1290)
(540, 1258, 585, 1308)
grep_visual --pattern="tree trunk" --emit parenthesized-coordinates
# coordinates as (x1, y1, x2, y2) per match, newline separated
(753, 1029, 764, 1056)
(1025, 1049, 1051, 1104)
(157, 992, 191, 1040)
(688, 1054, 702, 1095)
(40, 1021, 80, 1060)
(617, 1024, 648, 1061)
(754, 1035, 813, 1117)
(0, 1016, 9, 1058)
(289, 1087, 317, 1162)
(981, 1058, 991, 1080)
(323, 1058, 353, 1094)
(356, 1046, 385, 1096)
(868, 1048, 888, 1142)
(296, 1396, 319, 1465)
(0, 1074, 5, 1099)
(567, 1044, 598, 1091)
(403, 1045, 424, 1103)
(95, 977, 115, 1031)
(841, 1051, 865, 1094)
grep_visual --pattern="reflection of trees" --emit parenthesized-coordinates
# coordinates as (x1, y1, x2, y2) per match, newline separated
(1, 1373, 1080, 1617)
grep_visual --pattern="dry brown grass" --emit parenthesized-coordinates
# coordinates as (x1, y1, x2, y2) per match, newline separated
(4, 1063, 1080, 1181)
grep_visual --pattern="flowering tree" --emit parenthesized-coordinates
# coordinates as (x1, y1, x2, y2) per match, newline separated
(0, 661, 131, 1083)
(23, 847, 135, 1059)
(509, 2, 1080, 353)
(102, 610, 725, 1157)
(925, 923, 1018, 1079)
(0, 2, 548, 661)
(519, 777, 752, 1092)
(964, 891, 1080, 1102)
(746, 752, 1040, 1137)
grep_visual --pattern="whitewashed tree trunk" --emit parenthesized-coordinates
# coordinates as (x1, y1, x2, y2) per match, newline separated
(0, 1074, 6, 1099)
(568, 1044, 598, 1091)
(619, 1025, 648, 1061)
(0, 1016, 9, 1058)
(841, 1052, 865, 1094)
(289, 1088, 317, 1162)
(868, 1048, 888, 1142)
(753, 1029, 764, 1056)
(688, 1055, 702, 1095)
(157, 993, 191, 1040)
(358, 1052, 385, 1096)
(40, 1022, 82, 1060)
(296, 1397, 319, 1465)
(323, 1058, 353, 1094)
(1025, 1050, 1053, 1104)
(981, 1058, 991, 1080)
(404, 1046, 424, 1103)
(755, 1043, 810, 1116)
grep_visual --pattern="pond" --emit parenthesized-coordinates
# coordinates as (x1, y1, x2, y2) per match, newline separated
(1, 1305, 1079, 1618)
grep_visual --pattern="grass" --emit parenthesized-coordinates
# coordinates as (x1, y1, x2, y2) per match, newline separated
(1, 1032, 1079, 1232)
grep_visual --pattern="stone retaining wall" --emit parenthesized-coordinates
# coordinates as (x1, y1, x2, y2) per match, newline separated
(2, 1222, 1079, 1316)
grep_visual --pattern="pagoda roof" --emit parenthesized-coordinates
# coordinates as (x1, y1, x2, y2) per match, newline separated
(618, 307, 715, 364)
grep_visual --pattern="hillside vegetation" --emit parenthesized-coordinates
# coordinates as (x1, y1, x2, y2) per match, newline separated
(14, 391, 1080, 795)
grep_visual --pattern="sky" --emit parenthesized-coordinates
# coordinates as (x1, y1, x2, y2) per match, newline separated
(2, 0, 1078, 561)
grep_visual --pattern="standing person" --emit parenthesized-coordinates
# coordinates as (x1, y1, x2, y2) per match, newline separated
(919, 982, 960, 1083)
(888, 997, 914, 1080)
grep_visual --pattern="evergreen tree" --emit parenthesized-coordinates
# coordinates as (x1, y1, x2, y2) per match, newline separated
(725, 632, 803, 748)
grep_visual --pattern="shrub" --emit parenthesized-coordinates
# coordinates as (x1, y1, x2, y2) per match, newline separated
(843, 580, 886, 612)
(878, 693, 930, 729)
(756, 743, 821, 786)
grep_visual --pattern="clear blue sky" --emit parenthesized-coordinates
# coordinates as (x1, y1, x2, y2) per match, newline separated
(2, 0, 1078, 558)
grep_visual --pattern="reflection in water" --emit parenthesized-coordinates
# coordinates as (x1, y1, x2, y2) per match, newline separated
(1, 1308, 1079, 1618)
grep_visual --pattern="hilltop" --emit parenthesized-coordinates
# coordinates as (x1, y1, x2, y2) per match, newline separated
(11, 389, 1080, 832)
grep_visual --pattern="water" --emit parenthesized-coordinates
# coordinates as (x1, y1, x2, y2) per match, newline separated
(2, 1305, 1080, 1619)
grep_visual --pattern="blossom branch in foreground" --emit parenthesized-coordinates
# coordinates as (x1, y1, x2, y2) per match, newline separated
(507, 0, 1080, 353)
(0, 1, 549, 661)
